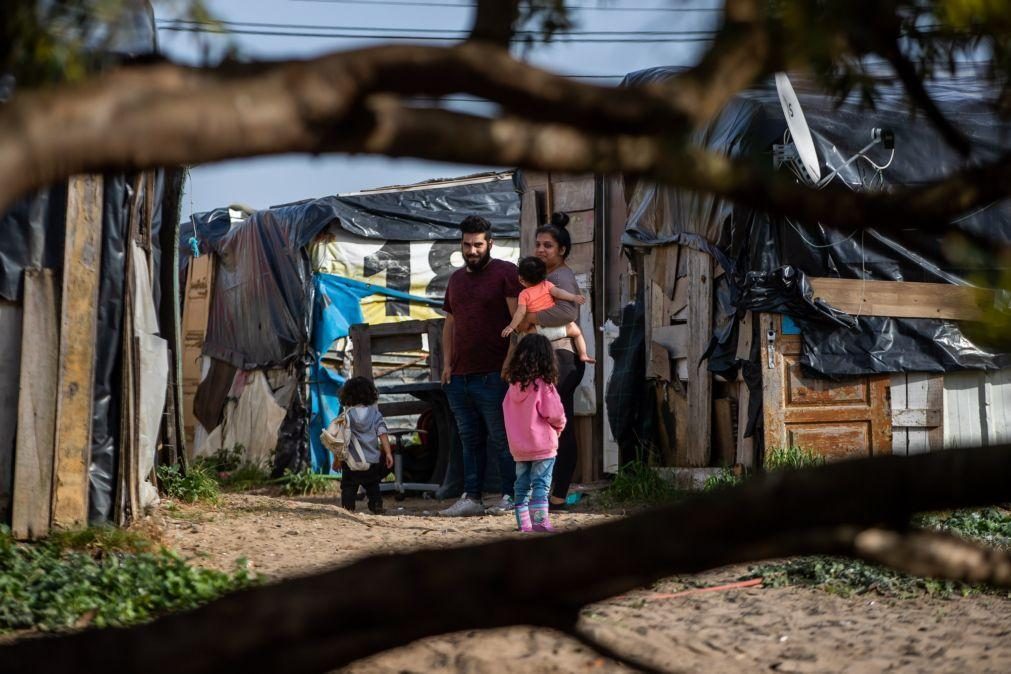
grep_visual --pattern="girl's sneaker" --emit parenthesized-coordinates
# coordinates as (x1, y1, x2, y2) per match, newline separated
(438, 497, 486, 517)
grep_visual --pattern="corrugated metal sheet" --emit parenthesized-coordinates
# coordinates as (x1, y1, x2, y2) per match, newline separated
(943, 368, 1011, 448)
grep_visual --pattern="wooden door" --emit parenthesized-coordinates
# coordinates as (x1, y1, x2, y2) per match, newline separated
(761, 314, 892, 462)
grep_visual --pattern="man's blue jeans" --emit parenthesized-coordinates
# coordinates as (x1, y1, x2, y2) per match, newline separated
(445, 372, 514, 499)
(514, 457, 556, 507)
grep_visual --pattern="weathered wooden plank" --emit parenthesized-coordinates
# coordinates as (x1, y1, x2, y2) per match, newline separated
(760, 313, 786, 460)
(551, 178, 595, 212)
(52, 175, 103, 529)
(181, 253, 214, 446)
(671, 276, 688, 314)
(11, 271, 59, 540)
(565, 209, 595, 244)
(0, 301, 22, 523)
(713, 398, 735, 466)
(520, 189, 539, 256)
(891, 408, 942, 427)
(349, 324, 374, 379)
(735, 380, 754, 468)
(671, 389, 689, 465)
(987, 368, 1011, 445)
(810, 277, 992, 321)
(648, 344, 671, 381)
(683, 249, 712, 467)
(735, 311, 753, 361)
(890, 373, 910, 456)
(426, 320, 444, 383)
(566, 241, 594, 275)
(924, 373, 945, 450)
(365, 319, 431, 337)
(574, 416, 597, 483)
(653, 325, 688, 358)
(943, 371, 986, 449)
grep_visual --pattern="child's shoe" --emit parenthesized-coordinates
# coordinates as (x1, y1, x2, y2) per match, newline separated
(530, 500, 554, 532)
(514, 504, 532, 532)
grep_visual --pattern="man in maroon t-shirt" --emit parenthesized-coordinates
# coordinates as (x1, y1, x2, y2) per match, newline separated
(439, 216, 522, 517)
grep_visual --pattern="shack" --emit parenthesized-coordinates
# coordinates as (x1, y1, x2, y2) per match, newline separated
(608, 66, 1011, 478)
(182, 171, 524, 486)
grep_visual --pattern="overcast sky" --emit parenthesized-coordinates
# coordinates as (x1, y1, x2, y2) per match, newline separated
(153, 0, 721, 216)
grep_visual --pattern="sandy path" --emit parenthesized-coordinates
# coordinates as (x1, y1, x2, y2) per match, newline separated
(161, 492, 1011, 673)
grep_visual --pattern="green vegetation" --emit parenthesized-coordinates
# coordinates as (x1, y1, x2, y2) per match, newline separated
(279, 468, 332, 497)
(598, 461, 684, 506)
(764, 445, 826, 471)
(196, 446, 272, 492)
(703, 466, 741, 491)
(0, 525, 259, 633)
(156, 463, 219, 504)
(747, 508, 1011, 598)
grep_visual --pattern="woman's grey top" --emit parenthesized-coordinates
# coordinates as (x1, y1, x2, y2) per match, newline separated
(536, 264, 580, 353)
(347, 403, 389, 466)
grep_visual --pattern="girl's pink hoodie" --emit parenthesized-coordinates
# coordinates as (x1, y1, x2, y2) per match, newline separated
(502, 379, 567, 462)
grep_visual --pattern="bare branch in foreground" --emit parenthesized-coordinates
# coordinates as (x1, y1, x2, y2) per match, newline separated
(854, 528, 1011, 586)
(1, 446, 1010, 674)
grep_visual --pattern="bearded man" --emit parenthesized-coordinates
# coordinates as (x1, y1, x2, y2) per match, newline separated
(438, 215, 522, 517)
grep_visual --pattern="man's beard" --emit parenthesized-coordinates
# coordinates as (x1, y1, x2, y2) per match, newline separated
(464, 249, 492, 271)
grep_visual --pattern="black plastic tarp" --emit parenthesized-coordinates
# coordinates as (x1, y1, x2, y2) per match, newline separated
(622, 66, 1011, 376)
(184, 171, 522, 369)
(269, 171, 521, 241)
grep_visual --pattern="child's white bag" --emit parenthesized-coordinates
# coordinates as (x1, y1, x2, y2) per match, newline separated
(321, 409, 370, 471)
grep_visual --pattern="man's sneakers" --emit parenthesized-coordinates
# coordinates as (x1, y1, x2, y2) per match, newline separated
(437, 495, 515, 517)
(485, 494, 515, 516)
(438, 497, 486, 517)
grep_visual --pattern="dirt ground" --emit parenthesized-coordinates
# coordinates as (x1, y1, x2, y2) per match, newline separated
(159, 491, 1011, 673)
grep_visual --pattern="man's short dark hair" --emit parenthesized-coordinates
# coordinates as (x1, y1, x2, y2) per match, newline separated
(460, 215, 492, 239)
(517, 256, 547, 285)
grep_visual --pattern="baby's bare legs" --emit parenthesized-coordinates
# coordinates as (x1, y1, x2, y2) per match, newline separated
(566, 322, 596, 363)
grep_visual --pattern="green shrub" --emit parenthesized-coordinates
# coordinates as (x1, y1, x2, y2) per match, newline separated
(765, 445, 825, 471)
(280, 468, 331, 496)
(703, 465, 742, 491)
(156, 464, 219, 503)
(600, 461, 683, 505)
(0, 525, 258, 632)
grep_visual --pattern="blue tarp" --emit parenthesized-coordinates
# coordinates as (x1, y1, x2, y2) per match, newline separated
(309, 274, 442, 472)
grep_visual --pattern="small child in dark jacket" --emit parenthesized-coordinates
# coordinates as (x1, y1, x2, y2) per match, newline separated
(338, 377, 393, 514)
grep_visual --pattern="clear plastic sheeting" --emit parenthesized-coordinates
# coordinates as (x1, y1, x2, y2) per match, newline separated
(621, 65, 1011, 376)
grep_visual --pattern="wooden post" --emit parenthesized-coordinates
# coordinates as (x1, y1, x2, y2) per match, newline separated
(426, 319, 444, 383)
(349, 324, 373, 380)
(682, 248, 712, 466)
(11, 270, 59, 539)
(735, 380, 755, 468)
(51, 175, 103, 529)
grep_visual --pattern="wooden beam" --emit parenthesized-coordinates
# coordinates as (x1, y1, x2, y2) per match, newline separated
(349, 324, 374, 380)
(378, 400, 431, 418)
(713, 398, 735, 466)
(11, 270, 59, 540)
(682, 248, 712, 467)
(426, 320, 444, 383)
(892, 408, 942, 428)
(51, 175, 103, 529)
(653, 325, 687, 358)
(809, 278, 992, 321)
(735, 380, 754, 468)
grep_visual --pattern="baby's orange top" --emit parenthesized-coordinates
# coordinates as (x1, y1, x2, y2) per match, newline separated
(518, 280, 556, 313)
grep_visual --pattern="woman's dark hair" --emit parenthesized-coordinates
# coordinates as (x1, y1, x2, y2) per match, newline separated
(534, 211, 571, 259)
(339, 376, 379, 407)
(505, 334, 558, 390)
(517, 256, 547, 285)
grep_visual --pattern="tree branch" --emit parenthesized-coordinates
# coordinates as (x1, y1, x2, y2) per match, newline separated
(2, 446, 1011, 674)
(468, 0, 520, 47)
(881, 41, 972, 156)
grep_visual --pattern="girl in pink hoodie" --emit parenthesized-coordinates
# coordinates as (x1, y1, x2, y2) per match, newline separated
(502, 334, 567, 532)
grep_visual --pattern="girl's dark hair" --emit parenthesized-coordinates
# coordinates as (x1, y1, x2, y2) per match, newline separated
(505, 334, 558, 390)
(339, 376, 379, 407)
(517, 256, 547, 285)
(534, 212, 572, 259)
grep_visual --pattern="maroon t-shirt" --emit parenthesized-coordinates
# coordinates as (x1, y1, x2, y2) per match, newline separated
(442, 258, 522, 375)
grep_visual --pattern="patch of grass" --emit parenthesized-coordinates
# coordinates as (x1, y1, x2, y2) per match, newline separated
(746, 508, 1011, 599)
(765, 445, 825, 471)
(703, 466, 743, 491)
(48, 526, 154, 556)
(599, 461, 684, 506)
(280, 468, 332, 497)
(0, 525, 259, 633)
(193, 445, 272, 492)
(156, 464, 219, 504)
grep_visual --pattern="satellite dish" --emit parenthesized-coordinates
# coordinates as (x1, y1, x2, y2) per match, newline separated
(775, 73, 821, 183)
